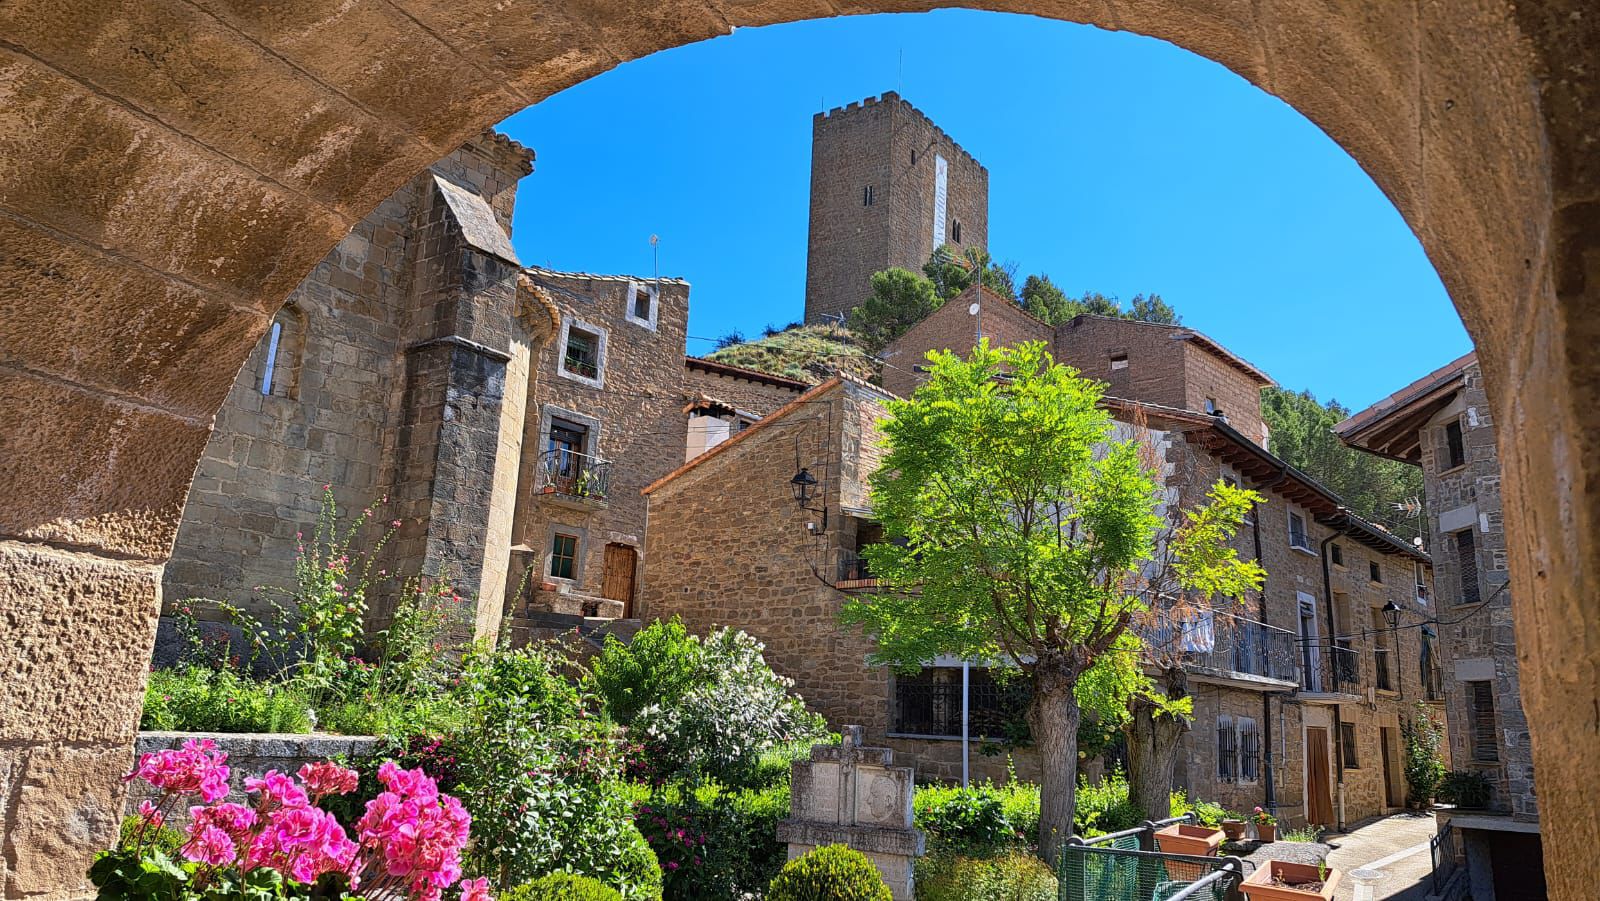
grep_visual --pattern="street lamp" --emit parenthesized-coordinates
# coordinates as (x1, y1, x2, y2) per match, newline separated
(1381, 599, 1402, 630)
(789, 467, 818, 506)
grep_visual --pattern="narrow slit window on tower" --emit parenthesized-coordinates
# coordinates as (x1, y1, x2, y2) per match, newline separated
(910, 148, 917, 165)
(863, 185, 875, 206)
(951, 220, 962, 243)
(259, 320, 283, 396)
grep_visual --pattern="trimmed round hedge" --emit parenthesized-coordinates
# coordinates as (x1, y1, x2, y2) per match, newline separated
(501, 873, 625, 901)
(766, 844, 892, 901)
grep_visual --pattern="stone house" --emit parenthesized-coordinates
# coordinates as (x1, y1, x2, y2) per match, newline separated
(1338, 352, 1544, 899)
(160, 132, 804, 648)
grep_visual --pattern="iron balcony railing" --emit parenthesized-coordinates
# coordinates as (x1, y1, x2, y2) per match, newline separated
(1137, 609, 1300, 683)
(837, 552, 876, 584)
(537, 448, 612, 500)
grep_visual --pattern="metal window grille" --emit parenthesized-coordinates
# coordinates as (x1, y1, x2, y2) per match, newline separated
(1456, 530, 1480, 603)
(1238, 719, 1260, 781)
(891, 667, 1030, 739)
(1216, 716, 1236, 783)
(1340, 722, 1360, 768)
(1470, 681, 1499, 762)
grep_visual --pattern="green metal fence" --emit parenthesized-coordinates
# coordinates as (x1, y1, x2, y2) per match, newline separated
(1058, 818, 1247, 901)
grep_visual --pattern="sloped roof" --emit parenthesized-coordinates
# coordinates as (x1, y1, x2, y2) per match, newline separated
(1335, 352, 1476, 463)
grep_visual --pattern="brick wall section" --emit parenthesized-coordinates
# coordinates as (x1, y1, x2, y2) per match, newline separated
(1416, 363, 1532, 819)
(507, 270, 691, 617)
(682, 358, 806, 417)
(880, 285, 1052, 398)
(1053, 316, 1271, 445)
(804, 92, 989, 324)
(164, 135, 533, 623)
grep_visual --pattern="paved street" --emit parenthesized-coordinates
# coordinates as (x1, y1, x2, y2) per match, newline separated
(1323, 812, 1439, 900)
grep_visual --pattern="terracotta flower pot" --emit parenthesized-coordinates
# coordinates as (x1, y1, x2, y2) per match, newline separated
(1240, 860, 1340, 901)
(1154, 823, 1225, 857)
(1221, 819, 1247, 842)
(1255, 822, 1277, 842)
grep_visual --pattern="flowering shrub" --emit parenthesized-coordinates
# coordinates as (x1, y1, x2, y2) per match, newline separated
(96, 739, 484, 901)
(632, 781, 789, 901)
(594, 624, 827, 788)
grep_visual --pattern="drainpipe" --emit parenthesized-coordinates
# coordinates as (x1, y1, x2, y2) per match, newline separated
(1320, 526, 1351, 830)
(1252, 464, 1289, 815)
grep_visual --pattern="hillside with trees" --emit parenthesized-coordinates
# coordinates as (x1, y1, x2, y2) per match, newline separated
(703, 322, 878, 385)
(1261, 387, 1426, 539)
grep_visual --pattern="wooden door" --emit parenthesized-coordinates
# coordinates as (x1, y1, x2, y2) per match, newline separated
(1306, 727, 1335, 826)
(1381, 727, 1404, 807)
(601, 543, 637, 616)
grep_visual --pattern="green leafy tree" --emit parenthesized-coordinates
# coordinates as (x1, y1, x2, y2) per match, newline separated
(843, 341, 1253, 863)
(1127, 294, 1179, 324)
(924, 245, 1017, 301)
(1018, 278, 1181, 327)
(1261, 387, 1425, 535)
(846, 268, 944, 352)
(1019, 274, 1075, 324)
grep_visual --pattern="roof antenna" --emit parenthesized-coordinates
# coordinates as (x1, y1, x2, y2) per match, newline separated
(650, 233, 660, 293)
(898, 48, 903, 95)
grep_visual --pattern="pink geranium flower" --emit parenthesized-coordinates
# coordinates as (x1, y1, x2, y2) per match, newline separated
(460, 876, 493, 901)
(299, 761, 360, 799)
(244, 770, 309, 810)
(183, 823, 238, 867)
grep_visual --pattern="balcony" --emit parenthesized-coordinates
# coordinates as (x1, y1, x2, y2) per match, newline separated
(836, 552, 879, 590)
(1299, 641, 1365, 703)
(1137, 609, 1300, 690)
(536, 449, 612, 510)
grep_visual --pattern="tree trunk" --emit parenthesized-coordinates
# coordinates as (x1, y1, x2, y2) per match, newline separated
(1125, 666, 1192, 823)
(1030, 660, 1082, 867)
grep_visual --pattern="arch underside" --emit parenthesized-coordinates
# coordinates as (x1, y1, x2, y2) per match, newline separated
(0, 0, 1595, 897)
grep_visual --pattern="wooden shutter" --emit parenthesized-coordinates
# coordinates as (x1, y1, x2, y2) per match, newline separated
(1470, 681, 1499, 761)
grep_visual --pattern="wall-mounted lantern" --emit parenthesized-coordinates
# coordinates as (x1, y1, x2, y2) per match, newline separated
(789, 467, 818, 506)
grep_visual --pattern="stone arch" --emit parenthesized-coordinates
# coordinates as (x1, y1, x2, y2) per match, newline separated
(0, 2, 1594, 897)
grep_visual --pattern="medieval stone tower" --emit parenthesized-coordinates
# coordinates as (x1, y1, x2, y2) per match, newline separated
(803, 91, 990, 324)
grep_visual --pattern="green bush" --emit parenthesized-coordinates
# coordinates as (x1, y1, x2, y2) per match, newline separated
(596, 622, 827, 788)
(503, 873, 625, 901)
(767, 845, 892, 901)
(1168, 790, 1226, 828)
(1073, 771, 1141, 837)
(451, 644, 660, 898)
(141, 666, 313, 733)
(1438, 770, 1493, 808)
(914, 782, 1038, 856)
(915, 851, 1056, 901)
(1403, 704, 1448, 806)
(636, 780, 790, 900)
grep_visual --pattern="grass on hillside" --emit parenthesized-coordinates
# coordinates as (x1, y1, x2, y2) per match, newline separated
(704, 323, 879, 385)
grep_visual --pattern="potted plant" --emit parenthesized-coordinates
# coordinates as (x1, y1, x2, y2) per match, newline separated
(1438, 770, 1493, 809)
(1250, 806, 1277, 842)
(1241, 859, 1340, 901)
(1154, 822, 1225, 856)
(1221, 814, 1247, 842)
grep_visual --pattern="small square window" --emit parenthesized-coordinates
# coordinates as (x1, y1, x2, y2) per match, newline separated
(626, 282, 658, 330)
(1204, 397, 1218, 414)
(558, 318, 606, 386)
(1331, 543, 1344, 567)
(1369, 561, 1383, 583)
(1110, 353, 1129, 371)
(1340, 723, 1360, 768)
(549, 532, 579, 581)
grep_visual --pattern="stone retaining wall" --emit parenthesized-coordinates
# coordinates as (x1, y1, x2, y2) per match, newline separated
(124, 732, 382, 817)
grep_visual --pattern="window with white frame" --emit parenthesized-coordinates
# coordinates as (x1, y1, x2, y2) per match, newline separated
(625, 281, 659, 330)
(1288, 509, 1312, 552)
(557, 316, 607, 387)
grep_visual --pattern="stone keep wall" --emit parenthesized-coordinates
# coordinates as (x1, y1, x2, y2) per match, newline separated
(164, 136, 533, 623)
(803, 92, 988, 325)
(777, 728, 925, 901)
(879, 285, 1051, 399)
(508, 270, 692, 616)
(1419, 363, 1532, 820)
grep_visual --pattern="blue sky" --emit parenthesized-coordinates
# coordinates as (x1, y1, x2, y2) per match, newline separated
(499, 10, 1470, 411)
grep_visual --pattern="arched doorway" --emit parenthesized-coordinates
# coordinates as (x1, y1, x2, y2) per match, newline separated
(0, 2, 1593, 896)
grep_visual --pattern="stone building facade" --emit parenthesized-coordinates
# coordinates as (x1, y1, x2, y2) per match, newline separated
(1339, 353, 1543, 898)
(803, 92, 989, 324)
(642, 337, 1435, 827)
(164, 133, 545, 639)
(879, 284, 1052, 398)
(162, 136, 806, 647)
